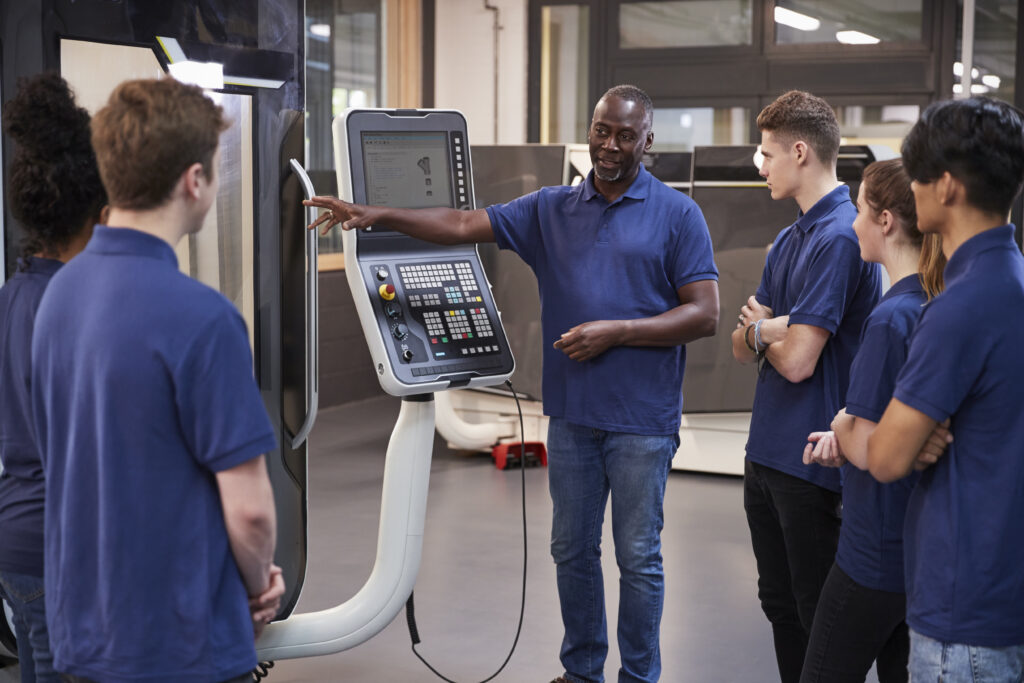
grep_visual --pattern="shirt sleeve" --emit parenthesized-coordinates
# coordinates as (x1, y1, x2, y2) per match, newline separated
(754, 246, 776, 309)
(788, 232, 864, 333)
(668, 202, 719, 289)
(893, 301, 987, 423)
(845, 321, 907, 423)
(485, 190, 543, 270)
(174, 309, 277, 472)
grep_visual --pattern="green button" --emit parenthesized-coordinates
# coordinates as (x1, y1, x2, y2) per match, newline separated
(442, 337, 448, 343)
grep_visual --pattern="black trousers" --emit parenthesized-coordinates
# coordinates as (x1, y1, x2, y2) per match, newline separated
(744, 459, 842, 683)
(800, 563, 909, 683)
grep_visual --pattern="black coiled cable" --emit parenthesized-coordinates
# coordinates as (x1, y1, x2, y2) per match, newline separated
(251, 660, 274, 681)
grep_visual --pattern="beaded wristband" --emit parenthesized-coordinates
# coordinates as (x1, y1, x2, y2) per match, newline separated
(744, 324, 757, 353)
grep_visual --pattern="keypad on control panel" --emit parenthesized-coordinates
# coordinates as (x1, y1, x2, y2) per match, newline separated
(395, 260, 501, 360)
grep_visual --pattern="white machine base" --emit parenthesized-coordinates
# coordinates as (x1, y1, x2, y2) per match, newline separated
(440, 389, 747, 476)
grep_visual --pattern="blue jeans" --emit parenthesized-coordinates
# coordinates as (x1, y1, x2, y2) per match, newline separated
(0, 569, 58, 682)
(547, 418, 678, 683)
(909, 630, 1024, 682)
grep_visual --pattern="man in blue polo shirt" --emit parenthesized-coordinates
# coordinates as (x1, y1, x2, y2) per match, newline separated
(306, 85, 719, 683)
(31, 78, 284, 682)
(868, 97, 1024, 680)
(731, 91, 881, 683)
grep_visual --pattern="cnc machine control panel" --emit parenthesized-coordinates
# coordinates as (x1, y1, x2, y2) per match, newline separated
(336, 109, 514, 396)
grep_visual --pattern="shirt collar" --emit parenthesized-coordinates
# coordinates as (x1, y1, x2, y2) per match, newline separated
(580, 164, 651, 203)
(880, 273, 924, 303)
(944, 224, 1017, 286)
(85, 225, 179, 268)
(17, 256, 63, 276)
(793, 185, 851, 233)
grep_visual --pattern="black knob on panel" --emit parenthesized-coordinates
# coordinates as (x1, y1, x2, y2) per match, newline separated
(393, 323, 408, 339)
(402, 349, 414, 361)
(376, 267, 389, 281)
(384, 302, 401, 318)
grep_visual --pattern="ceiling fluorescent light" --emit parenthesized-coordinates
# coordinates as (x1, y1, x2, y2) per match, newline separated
(971, 84, 990, 94)
(953, 62, 980, 78)
(309, 23, 331, 38)
(836, 30, 880, 45)
(774, 7, 821, 31)
(981, 74, 1001, 88)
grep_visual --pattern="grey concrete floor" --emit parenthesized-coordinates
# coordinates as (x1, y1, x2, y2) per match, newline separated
(0, 397, 881, 682)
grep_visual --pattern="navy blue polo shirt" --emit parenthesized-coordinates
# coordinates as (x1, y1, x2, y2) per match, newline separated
(32, 226, 277, 682)
(0, 257, 62, 577)
(486, 166, 718, 436)
(747, 185, 881, 491)
(835, 274, 924, 593)
(894, 224, 1024, 647)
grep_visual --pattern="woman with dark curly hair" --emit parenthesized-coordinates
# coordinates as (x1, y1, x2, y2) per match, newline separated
(0, 72, 106, 683)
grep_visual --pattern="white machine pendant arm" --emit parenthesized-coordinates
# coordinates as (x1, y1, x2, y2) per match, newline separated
(256, 396, 435, 659)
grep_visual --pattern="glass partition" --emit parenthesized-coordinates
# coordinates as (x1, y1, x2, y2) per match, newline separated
(619, 0, 753, 48)
(540, 4, 591, 144)
(955, 0, 1017, 102)
(305, 0, 383, 259)
(652, 107, 750, 151)
(834, 103, 919, 155)
(774, 0, 923, 46)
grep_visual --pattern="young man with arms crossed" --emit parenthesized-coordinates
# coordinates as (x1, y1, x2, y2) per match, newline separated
(31, 77, 284, 682)
(307, 85, 719, 683)
(868, 96, 1024, 681)
(731, 90, 881, 683)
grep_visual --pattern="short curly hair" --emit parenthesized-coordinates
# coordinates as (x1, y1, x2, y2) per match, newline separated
(2, 72, 107, 258)
(600, 84, 654, 131)
(757, 90, 840, 166)
(901, 97, 1024, 216)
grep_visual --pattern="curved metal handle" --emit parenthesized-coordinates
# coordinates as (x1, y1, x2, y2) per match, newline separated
(288, 158, 319, 450)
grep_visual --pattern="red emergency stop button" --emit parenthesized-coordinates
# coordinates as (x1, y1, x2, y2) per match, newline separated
(379, 283, 396, 300)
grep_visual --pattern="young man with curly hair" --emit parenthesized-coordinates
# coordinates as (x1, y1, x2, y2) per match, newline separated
(731, 90, 881, 683)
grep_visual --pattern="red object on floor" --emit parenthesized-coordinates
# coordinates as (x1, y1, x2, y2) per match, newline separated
(491, 441, 547, 470)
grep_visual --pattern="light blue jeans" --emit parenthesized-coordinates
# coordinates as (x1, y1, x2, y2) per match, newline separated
(547, 418, 678, 683)
(910, 629, 1024, 682)
(0, 569, 58, 682)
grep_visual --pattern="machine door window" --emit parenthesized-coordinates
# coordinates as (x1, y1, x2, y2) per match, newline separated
(60, 39, 256, 353)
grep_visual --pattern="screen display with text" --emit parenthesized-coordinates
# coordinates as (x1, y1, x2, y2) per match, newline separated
(362, 131, 453, 209)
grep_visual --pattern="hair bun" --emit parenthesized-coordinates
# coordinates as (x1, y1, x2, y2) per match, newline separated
(3, 72, 92, 159)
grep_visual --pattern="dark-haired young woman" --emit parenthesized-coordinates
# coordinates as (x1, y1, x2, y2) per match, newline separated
(0, 73, 106, 683)
(798, 159, 946, 683)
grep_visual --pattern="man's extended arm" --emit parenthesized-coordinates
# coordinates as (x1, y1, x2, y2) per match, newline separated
(304, 196, 494, 245)
(555, 280, 719, 362)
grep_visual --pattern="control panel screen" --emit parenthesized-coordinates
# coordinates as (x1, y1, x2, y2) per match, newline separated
(362, 131, 453, 209)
